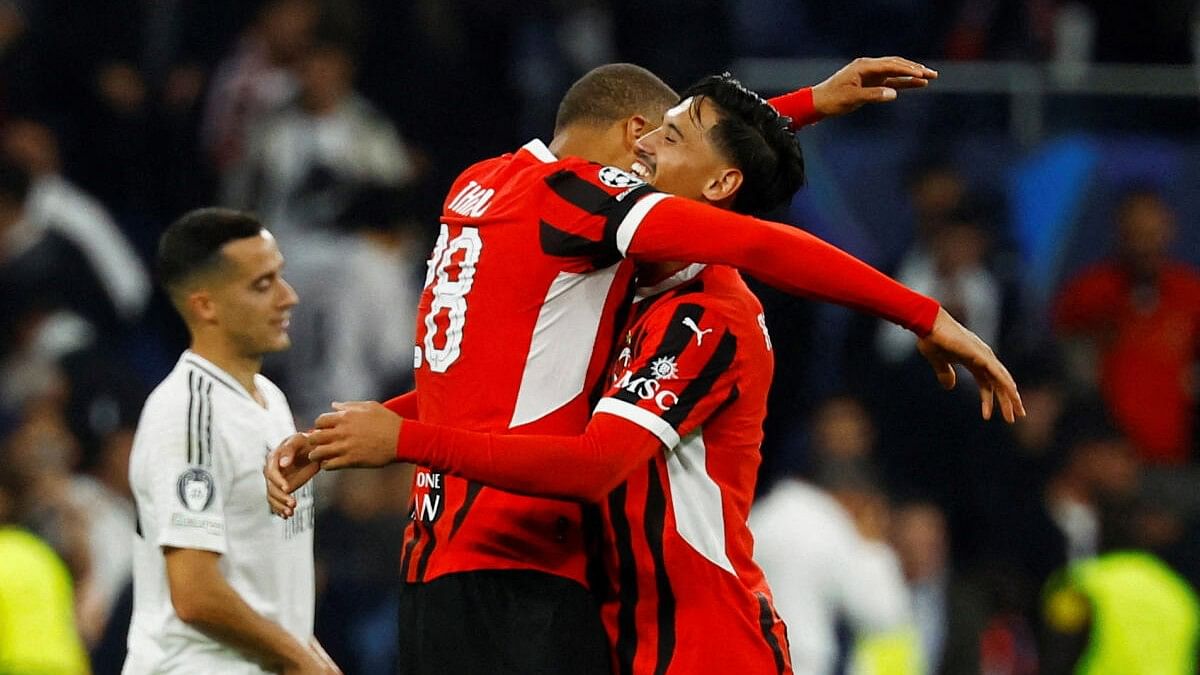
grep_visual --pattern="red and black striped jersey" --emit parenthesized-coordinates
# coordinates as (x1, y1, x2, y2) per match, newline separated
(403, 140, 656, 585)
(402, 136, 940, 589)
(595, 264, 791, 675)
(394, 264, 792, 672)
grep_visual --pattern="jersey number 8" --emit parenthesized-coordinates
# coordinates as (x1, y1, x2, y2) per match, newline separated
(421, 225, 482, 373)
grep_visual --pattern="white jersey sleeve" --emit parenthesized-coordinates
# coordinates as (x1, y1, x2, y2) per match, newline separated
(143, 371, 231, 554)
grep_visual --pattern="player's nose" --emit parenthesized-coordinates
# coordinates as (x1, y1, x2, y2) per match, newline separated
(279, 278, 299, 308)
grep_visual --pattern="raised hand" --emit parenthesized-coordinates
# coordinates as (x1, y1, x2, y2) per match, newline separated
(812, 56, 938, 116)
(917, 308, 1026, 423)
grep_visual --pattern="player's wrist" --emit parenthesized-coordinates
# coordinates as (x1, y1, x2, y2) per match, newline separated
(769, 86, 824, 129)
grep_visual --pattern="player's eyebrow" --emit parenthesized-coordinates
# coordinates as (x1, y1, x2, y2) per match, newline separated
(667, 121, 685, 140)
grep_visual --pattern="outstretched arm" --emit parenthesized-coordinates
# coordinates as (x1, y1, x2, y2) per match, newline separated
(297, 402, 662, 503)
(768, 56, 938, 128)
(619, 201, 1022, 420)
(623, 198, 940, 334)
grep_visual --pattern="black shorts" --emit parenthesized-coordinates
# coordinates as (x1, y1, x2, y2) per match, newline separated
(397, 569, 611, 675)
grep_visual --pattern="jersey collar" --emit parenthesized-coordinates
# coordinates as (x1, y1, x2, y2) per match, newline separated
(633, 263, 707, 303)
(180, 350, 258, 403)
(520, 138, 558, 163)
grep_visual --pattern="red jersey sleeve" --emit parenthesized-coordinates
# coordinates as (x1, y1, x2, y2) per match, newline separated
(395, 414, 662, 503)
(768, 87, 825, 129)
(538, 162, 661, 269)
(613, 195, 941, 336)
(383, 390, 418, 418)
(596, 299, 741, 449)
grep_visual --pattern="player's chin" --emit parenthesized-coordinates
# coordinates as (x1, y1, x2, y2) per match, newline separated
(262, 332, 292, 352)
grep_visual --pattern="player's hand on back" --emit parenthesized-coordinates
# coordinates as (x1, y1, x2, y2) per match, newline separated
(265, 433, 318, 518)
(917, 307, 1026, 423)
(307, 401, 402, 471)
(812, 57, 938, 117)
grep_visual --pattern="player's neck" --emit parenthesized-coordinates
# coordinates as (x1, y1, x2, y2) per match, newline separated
(636, 261, 690, 287)
(188, 337, 263, 400)
(549, 126, 628, 168)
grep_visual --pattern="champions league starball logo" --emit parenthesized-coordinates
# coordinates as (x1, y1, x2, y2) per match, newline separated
(177, 468, 216, 512)
(598, 166, 644, 189)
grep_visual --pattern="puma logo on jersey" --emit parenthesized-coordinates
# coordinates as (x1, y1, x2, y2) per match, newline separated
(447, 180, 495, 218)
(682, 317, 713, 346)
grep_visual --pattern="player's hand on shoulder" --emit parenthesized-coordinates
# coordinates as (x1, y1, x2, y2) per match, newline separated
(307, 401, 401, 471)
(265, 432, 319, 518)
(812, 56, 938, 116)
(917, 307, 1026, 424)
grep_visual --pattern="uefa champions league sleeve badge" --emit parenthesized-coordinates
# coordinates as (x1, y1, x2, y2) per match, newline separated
(177, 468, 216, 512)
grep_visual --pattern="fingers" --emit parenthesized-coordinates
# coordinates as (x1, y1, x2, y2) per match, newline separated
(314, 410, 343, 429)
(980, 382, 994, 421)
(863, 87, 898, 102)
(935, 359, 957, 390)
(267, 479, 295, 518)
(855, 56, 938, 80)
(307, 442, 347, 468)
(265, 451, 291, 494)
(882, 76, 931, 90)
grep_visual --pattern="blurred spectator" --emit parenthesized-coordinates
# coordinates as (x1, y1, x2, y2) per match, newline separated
(1046, 408, 1139, 564)
(222, 37, 418, 240)
(277, 186, 422, 423)
(0, 372, 93, 604)
(1053, 188, 1200, 465)
(314, 465, 412, 675)
(222, 36, 420, 422)
(876, 199, 1005, 365)
(0, 0, 40, 122)
(3, 118, 151, 323)
(1040, 501, 1200, 675)
(0, 452, 90, 675)
(752, 412, 913, 675)
(60, 351, 144, 648)
(202, 0, 318, 173)
(891, 501, 990, 675)
(0, 159, 128, 346)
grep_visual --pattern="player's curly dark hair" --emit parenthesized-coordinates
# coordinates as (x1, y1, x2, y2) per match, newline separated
(679, 73, 805, 216)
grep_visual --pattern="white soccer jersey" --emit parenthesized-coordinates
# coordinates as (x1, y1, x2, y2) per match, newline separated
(125, 351, 315, 675)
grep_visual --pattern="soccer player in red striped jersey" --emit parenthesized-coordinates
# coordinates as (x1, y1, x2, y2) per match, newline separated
(269, 61, 1023, 675)
(384, 74, 806, 672)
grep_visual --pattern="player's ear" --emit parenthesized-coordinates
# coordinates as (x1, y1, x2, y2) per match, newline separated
(702, 167, 743, 205)
(187, 289, 218, 323)
(624, 115, 649, 147)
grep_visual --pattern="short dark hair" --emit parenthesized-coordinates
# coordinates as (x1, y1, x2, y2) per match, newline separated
(156, 208, 264, 298)
(680, 73, 805, 216)
(555, 63, 678, 134)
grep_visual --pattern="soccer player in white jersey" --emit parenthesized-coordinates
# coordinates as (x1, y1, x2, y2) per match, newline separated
(125, 208, 339, 674)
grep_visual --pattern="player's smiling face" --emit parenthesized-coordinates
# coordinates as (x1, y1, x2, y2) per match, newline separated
(631, 96, 742, 208)
(209, 232, 298, 357)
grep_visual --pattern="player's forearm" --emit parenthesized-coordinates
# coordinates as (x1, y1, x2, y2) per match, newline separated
(180, 587, 307, 669)
(627, 199, 940, 335)
(397, 414, 661, 502)
(168, 558, 308, 669)
(767, 87, 824, 129)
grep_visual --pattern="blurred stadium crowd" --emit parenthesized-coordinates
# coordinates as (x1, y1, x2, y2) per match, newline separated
(0, 0, 1197, 673)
